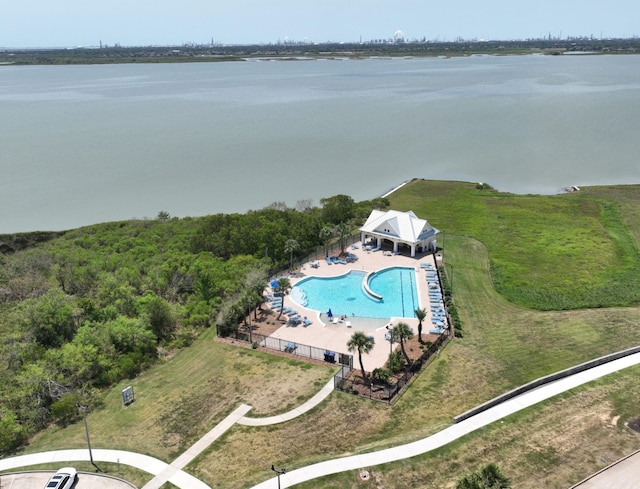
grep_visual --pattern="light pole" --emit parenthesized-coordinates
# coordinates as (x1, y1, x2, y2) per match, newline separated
(271, 465, 286, 489)
(77, 404, 102, 472)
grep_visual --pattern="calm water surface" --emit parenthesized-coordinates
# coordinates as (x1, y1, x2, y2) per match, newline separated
(1, 55, 639, 233)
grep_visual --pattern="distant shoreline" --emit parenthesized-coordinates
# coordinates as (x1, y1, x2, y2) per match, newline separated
(2, 38, 639, 66)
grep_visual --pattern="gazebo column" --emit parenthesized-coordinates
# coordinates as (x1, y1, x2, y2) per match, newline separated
(410, 244, 416, 257)
(393, 241, 399, 253)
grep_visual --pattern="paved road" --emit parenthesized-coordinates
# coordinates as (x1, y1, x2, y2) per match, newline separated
(2, 353, 640, 488)
(569, 448, 640, 488)
(0, 471, 135, 489)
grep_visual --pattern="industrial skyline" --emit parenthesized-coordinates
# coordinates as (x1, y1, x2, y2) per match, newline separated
(1, 0, 638, 49)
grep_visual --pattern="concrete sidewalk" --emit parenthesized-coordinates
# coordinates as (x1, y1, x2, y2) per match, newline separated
(141, 404, 252, 489)
(237, 379, 334, 426)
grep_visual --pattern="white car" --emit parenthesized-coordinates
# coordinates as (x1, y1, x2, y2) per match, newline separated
(45, 467, 77, 489)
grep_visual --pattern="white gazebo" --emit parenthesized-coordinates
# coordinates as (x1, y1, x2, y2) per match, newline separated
(359, 209, 439, 257)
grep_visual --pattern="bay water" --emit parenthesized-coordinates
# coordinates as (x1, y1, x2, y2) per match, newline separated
(1, 54, 639, 233)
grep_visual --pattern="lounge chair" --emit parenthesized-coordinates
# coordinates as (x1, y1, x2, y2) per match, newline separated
(332, 256, 339, 264)
(303, 318, 312, 326)
(326, 256, 332, 265)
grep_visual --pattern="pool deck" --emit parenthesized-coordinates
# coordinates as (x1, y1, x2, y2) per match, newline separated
(266, 243, 444, 370)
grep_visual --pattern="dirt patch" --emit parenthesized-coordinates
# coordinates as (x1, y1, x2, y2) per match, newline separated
(245, 307, 286, 337)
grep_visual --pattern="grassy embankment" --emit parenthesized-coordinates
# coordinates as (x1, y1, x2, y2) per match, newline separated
(10, 180, 640, 488)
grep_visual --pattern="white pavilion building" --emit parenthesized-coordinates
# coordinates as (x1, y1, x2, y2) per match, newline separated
(359, 209, 439, 257)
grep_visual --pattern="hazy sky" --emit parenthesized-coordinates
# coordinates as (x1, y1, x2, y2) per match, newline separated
(2, 0, 638, 48)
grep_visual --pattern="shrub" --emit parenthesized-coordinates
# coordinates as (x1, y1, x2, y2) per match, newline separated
(372, 368, 391, 384)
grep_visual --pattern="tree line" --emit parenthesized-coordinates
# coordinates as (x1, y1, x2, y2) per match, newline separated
(0, 194, 388, 454)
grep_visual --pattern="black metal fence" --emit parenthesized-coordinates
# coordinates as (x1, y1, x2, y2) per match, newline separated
(290, 233, 361, 271)
(334, 329, 452, 404)
(225, 329, 354, 368)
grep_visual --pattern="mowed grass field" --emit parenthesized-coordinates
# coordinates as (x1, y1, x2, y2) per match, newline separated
(9, 181, 640, 488)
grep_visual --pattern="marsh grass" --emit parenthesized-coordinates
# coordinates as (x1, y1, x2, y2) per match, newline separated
(391, 179, 640, 310)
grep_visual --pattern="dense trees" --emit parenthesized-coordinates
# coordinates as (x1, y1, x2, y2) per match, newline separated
(320, 194, 355, 225)
(0, 194, 384, 455)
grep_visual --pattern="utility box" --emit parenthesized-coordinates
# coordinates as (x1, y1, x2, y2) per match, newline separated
(122, 386, 135, 406)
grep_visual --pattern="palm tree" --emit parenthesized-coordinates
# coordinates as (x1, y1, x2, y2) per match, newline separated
(347, 331, 374, 384)
(391, 322, 414, 368)
(414, 307, 427, 342)
(319, 225, 334, 257)
(276, 277, 291, 320)
(284, 239, 300, 271)
(335, 222, 351, 255)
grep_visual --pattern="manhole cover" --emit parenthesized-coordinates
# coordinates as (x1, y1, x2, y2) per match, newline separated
(359, 470, 370, 480)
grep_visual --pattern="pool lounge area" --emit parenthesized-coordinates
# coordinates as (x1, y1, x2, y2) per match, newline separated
(264, 242, 446, 369)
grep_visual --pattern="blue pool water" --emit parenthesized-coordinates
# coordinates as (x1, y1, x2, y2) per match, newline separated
(291, 267, 418, 319)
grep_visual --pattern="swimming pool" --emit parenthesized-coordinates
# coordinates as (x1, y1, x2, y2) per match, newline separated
(291, 266, 419, 319)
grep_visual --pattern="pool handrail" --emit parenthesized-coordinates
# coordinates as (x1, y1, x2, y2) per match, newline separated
(362, 270, 383, 301)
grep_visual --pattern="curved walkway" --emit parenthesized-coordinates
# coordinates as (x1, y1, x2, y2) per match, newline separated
(237, 379, 334, 426)
(2, 353, 640, 489)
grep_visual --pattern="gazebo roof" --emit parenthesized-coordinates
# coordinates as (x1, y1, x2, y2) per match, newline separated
(359, 209, 438, 244)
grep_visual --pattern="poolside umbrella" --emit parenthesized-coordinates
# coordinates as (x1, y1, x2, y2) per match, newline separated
(327, 309, 333, 319)
(270, 280, 280, 289)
